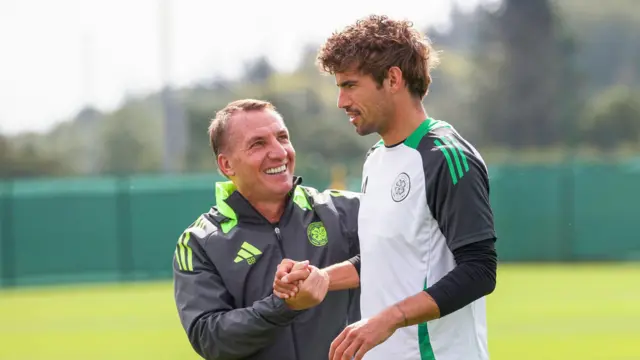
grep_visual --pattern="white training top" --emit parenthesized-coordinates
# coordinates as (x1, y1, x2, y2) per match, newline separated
(358, 118, 496, 360)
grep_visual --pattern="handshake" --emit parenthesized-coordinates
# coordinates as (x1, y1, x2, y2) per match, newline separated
(272, 259, 330, 310)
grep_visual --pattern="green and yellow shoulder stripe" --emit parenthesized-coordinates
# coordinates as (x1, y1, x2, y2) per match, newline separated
(174, 214, 217, 272)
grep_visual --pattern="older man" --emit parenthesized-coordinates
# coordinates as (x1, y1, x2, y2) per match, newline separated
(172, 99, 361, 360)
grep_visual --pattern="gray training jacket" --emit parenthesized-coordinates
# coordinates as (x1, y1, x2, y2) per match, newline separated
(173, 177, 361, 360)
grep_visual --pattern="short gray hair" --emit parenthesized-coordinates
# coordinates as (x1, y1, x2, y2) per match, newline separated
(208, 99, 277, 157)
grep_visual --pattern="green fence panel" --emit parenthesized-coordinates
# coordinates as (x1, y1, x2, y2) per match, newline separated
(9, 177, 120, 286)
(1, 165, 639, 289)
(490, 165, 567, 261)
(127, 173, 222, 281)
(0, 182, 11, 287)
(573, 164, 640, 261)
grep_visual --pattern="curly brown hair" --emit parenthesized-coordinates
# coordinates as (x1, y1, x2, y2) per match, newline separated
(317, 15, 439, 99)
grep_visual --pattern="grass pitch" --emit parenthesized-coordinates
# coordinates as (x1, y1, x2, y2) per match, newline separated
(0, 264, 639, 360)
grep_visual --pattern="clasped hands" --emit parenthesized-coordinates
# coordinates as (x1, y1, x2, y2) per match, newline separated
(273, 259, 404, 360)
(272, 259, 329, 310)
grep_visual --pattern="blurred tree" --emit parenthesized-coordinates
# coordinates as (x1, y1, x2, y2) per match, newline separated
(569, 18, 640, 95)
(422, 48, 477, 141)
(243, 56, 275, 84)
(581, 86, 640, 151)
(97, 101, 163, 175)
(555, 0, 640, 87)
(9, 0, 639, 178)
(421, 6, 488, 143)
(0, 135, 65, 178)
(295, 44, 321, 75)
(99, 121, 145, 175)
(0, 135, 10, 177)
(469, 0, 582, 148)
(20, 106, 106, 176)
(427, 4, 483, 54)
(183, 103, 219, 172)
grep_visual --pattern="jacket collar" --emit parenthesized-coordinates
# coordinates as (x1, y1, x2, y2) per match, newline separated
(215, 176, 308, 229)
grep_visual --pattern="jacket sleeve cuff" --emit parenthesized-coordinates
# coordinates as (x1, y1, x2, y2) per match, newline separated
(254, 294, 306, 326)
(347, 254, 361, 276)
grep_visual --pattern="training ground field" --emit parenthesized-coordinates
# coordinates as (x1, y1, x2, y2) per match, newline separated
(0, 264, 639, 360)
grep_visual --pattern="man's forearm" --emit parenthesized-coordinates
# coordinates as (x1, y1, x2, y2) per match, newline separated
(323, 260, 360, 291)
(377, 291, 441, 331)
(187, 294, 303, 359)
(376, 239, 497, 330)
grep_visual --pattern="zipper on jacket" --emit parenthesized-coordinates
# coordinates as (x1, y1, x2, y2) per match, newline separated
(274, 226, 286, 258)
(273, 225, 300, 360)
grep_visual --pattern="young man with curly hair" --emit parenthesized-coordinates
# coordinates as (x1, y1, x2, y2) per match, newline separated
(274, 14, 498, 360)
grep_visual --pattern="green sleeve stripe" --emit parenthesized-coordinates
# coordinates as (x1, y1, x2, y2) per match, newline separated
(183, 232, 193, 271)
(175, 248, 184, 271)
(418, 277, 435, 359)
(441, 137, 464, 179)
(178, 233, 187, 271)
(241, 242, 262, 256)
(178, 232, 194, 272)
(199, 216, 207, 229)
(448, 136, 469, 172)
(434, 139, 458, 185)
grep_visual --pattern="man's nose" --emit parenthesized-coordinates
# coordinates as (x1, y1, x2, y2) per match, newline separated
(337, 89, 350, 109)
(268, 141, 287, 159)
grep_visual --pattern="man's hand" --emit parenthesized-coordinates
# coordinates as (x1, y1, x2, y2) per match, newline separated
(284, 265, 330, 310)
(273, 259, 311, 299)
(329, 306, 405, 360)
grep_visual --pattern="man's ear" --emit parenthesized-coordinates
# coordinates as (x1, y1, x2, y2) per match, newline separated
(386, 66, 404, 93)
(217, 154, 235, 177)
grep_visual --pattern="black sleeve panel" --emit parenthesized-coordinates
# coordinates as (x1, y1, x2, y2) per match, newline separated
(347, 254, 361, 275)
(418, 133, 496, 251)
(424, 238, 497, 317)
